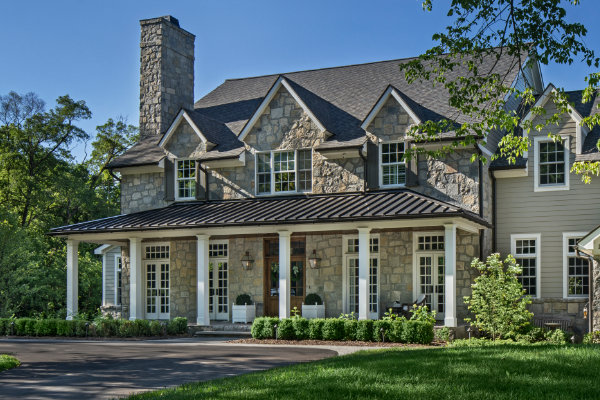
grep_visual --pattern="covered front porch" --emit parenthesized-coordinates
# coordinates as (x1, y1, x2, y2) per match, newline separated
(51, 190, 488, 328)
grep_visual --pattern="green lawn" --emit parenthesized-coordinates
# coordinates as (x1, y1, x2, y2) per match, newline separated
(126, 345, 600, 400)
(0, 354, 20, 372)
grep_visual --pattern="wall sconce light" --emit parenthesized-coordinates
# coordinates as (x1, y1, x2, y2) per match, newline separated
(583, 304, 589, 319)
(241, 251, 254, 271)
(308, 249, 321, 269)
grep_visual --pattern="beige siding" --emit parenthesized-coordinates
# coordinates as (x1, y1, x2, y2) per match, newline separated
(496, 107, 600, 298)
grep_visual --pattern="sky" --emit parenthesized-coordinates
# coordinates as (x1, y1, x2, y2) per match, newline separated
(1, 0, 599, 161)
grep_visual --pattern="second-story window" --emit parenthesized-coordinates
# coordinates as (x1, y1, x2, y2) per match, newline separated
(534, 136, 569, 191)
(256, 149, 312, 195)
(380, 142, 406, 187)
(176, 159, 196, 200)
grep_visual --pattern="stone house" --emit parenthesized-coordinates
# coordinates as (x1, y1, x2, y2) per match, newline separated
(50, 16, 600, 334)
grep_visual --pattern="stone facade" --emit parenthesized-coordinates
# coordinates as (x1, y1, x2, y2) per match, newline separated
(227, 237, 265, 317)
(455, 230, 480, 321)
(529, 298, 588, 333)
(170, 240, 197, 321)
(139, 16, 194, 139)
(305, 234, 344, 317)
(164, 123, 203, 159)
(120, 172, 166, 214)
(366, 95, 416, 139)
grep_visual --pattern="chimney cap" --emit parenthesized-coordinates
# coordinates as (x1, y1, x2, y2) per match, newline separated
(140, 15, 181, 28)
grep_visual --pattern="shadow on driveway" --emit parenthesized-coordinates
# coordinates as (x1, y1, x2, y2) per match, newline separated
(0, 338, 337, 400)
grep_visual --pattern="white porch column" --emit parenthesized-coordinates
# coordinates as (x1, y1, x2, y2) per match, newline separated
(66, 239, 79, 320)
(129, 238, 143, 320)
(444, 223, 458, 327)
(279, 231, 291, 319)
(196, 234, 211, 326)
(358, 227, 371, 320)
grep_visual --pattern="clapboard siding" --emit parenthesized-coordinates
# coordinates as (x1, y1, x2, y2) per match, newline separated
(103, 246, 121, 306)
(496, 108, 600, 298)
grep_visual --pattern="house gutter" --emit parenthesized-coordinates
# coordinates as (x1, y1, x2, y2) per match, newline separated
(576, 247, 595, 334)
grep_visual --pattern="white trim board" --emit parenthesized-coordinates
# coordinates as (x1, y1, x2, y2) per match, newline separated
(159, 109, 216, 150)
(562, 232, 589, 299)
(238, 77, 327, 142)
(361, 86, 421, 130)
(533, 135, 570, 192)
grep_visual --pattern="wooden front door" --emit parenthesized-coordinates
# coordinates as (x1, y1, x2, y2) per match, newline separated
(263, 238, 306, 316)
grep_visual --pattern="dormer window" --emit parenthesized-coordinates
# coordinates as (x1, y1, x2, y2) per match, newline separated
(175, 159, 196, 200)
(380, 142, 406, 187)
(255, 149, 312, 195)
(533, 136, 569, 192)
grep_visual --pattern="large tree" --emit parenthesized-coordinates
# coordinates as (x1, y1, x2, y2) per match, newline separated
(403, 0, 599, 182)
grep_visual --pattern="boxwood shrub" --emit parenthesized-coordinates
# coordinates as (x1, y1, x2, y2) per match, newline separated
(356, 320, 374, 341)
(322, 319, 345, 340)
(251, 317, 266, 339)
(293, 317, 310, 340)
(277, 318, 296, 340)
(372, 320, 392, 342)
(343, 319, 358, 341)
(308, 318, 325, 340)
(0, 318, 10, 335)
(34, 319, 58, 336)
(166, 317, 188, 335)
(150, 320, 164, 336)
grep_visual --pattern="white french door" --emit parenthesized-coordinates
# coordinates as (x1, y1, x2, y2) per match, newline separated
(345, 255, 379, 319)
(417, 253, 445, 319)
(209, 259, 229, 320)
(145, 261, 170, 319)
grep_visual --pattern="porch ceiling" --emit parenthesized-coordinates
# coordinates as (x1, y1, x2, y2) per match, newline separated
(50, 189, 489, 237)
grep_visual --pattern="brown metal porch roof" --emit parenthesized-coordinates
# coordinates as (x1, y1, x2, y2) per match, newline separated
(49, 190, 489, 235)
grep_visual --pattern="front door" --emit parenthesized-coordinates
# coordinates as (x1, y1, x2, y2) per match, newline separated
(145, 260, 170, 319)
(417, 254, 445, 319)
(263, 238, 306, 316)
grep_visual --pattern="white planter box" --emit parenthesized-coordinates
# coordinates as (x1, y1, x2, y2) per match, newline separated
(232, 303, 256, 323)
(302, 303, 325, 319)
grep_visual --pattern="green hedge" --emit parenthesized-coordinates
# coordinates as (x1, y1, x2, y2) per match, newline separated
(251, 317, 434, 344)
(0, 317, 187, 337)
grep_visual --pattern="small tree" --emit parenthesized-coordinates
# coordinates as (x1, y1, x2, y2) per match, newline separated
(464, 253, 532, 340)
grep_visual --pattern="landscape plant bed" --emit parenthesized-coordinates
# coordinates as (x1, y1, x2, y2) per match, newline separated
(230, 338, 441, 347)
(1, 334, 190, 341)
(0, 354, 20, 372)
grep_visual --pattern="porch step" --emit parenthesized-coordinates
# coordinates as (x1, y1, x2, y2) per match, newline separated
(193, 330, 252, 338)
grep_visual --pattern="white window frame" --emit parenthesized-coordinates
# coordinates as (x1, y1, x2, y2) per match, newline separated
(562, 232, 589, 298)
(412, 231, 446, 318)
(254, 149, 313, 196)
(115, 254, 122, 306)
(511, 233, 541, 299)
(379, 141, 407, 188)
(209, 239, 229, 320)
(175, 159, 197, 201)
(342, 234, 380, 319)
(533, 135, 570, 192)
(143, 242, 171, 319)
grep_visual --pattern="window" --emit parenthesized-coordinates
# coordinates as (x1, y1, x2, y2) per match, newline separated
(534, 136, 569, 191)
(176, 159, 196, 200)
(115, 255, 122, 306)
(380, 142, 406, 186)
(144, 244, 170, 319)
(563, 234, 589, 297)
(511, 234, 540, 297)
(417, 235, 444, 251)
(255, 149, 312, 195)
(343, 235, 379, 319)
(209, 241, 229, 320)
(414, 233, 445, 317)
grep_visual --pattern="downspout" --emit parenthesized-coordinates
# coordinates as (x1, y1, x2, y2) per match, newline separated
(491, 173, 497, 253)
(474, 145, 485, 260)
(576, 248, 595, 334)
(359, 144, 368, 193)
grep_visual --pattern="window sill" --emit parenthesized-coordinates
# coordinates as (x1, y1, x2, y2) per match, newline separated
(380, 184, 407, 189)
(533, 184, 569, 192)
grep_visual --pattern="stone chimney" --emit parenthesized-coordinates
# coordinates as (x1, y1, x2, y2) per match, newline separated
(139, 16, 195, 138)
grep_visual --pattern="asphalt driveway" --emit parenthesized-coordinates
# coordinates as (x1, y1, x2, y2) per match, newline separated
(0, 338, 337, 400)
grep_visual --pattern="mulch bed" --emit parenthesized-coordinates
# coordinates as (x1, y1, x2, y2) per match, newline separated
(228, 338, 443, 347)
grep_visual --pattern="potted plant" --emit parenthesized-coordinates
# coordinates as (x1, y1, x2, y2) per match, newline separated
(302, 293, 325, 319)
(232, 294, 256, 324)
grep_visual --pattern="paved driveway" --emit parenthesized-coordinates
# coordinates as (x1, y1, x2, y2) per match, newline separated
(0, 338, 337, 400)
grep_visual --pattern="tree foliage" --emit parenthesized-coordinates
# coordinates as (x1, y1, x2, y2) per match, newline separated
(464, 253, 533, 340)
(0, 91, 136, 318)
(403, 0, 599, 182)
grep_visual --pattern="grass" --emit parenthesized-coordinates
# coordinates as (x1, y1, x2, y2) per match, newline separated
(0, 354, 20, 372)
(125, 344, 600, 399)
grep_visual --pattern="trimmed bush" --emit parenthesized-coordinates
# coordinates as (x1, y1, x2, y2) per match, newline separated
(388, 320, 405, 343)
(373, 320, 392, 342)
(95, 318, 119, 337)
(14, 318, 33, 335)
(545, 328, 569, 345)
(304, 293, 323, 305)
(308, 318, 325, 340)
(356, 320, 374, 341)
(167, 317, 188, 335)
(343, 319, 358, 341)
(322, 319, 345, 341)
(75, 320, 90, 337)
(235, 294, 252, 306)
(262, 317, 279, 339)
(150, 320, 164, 336)
(119, 320, 137, 337)
(56, 320, 75, 336)
(293, 317, 310, 340)
(34, 319, 58, 336)
(251, 317, 266, 339)
(0, 318, 13, 335)
(277, 318, 296, 340)
(134, 319, 151, 336)
(403, 321, 434, 344)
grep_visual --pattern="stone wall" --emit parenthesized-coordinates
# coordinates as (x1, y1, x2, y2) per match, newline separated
(366, 95, 416, 140)
(378, 231, 415, 310)
(170, 240, 196, 321)
(139, 16, 194, 138)
(305, 234, 344, 317)
(228, 237, 265, 317)
(121, 172, 166, 214)
(120, 245, 131, 320)
(164, 123, 203, 159)
(455, 230, 480, 321)
(529, 298, 588, 333)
